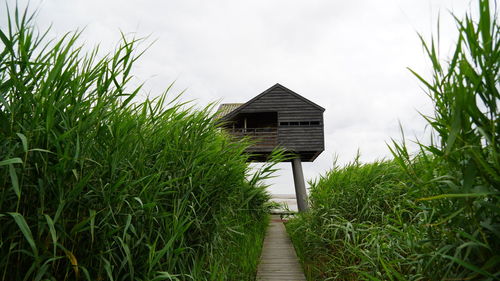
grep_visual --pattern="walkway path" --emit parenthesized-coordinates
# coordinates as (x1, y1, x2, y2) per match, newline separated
(256, 215, 306, 281)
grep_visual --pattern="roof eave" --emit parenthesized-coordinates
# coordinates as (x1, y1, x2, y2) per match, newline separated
(221, 83, 324, 120)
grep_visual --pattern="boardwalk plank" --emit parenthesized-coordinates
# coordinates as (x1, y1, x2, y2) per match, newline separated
(256, 215, 306, 281)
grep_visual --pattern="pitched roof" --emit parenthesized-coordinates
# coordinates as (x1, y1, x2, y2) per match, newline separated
(221, 83, 324, 121)
(215, 103, 244, 119)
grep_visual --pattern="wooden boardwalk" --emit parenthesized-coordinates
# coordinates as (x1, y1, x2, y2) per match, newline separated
(256, 215, 306, 281)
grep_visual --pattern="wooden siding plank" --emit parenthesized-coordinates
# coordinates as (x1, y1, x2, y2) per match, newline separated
(240, 90, 323, 114)
(220, 84, 325, 161)
(278, 128, 324, 132)
(241, 107, 320, 113)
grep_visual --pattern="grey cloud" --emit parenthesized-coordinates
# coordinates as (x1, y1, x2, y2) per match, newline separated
(4, 0, 470, 194)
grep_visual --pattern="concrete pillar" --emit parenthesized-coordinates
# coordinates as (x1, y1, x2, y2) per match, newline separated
(291, 157, 309, 212)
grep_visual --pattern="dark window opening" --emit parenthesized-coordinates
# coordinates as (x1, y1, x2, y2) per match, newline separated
(279, 121, 322, 126)
(232, 112, 278, 129)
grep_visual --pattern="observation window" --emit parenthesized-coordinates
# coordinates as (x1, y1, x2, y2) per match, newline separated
(279, 121, 322, 126)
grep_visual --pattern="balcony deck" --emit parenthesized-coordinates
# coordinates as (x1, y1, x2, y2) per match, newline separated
(228, 128, 277, 151)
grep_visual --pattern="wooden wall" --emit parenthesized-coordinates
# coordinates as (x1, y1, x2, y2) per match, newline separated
(237, 85, 324, 156)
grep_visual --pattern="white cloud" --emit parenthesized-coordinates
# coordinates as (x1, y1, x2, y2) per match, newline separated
(3, 0, 475, 194)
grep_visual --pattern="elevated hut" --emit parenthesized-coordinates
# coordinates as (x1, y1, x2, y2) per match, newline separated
(217, 83, 325, 211)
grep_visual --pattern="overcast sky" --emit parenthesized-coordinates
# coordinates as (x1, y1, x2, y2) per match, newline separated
(3, 0, 478, 194)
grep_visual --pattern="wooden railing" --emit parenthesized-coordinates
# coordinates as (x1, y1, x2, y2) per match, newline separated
(228, 128, 278, 148)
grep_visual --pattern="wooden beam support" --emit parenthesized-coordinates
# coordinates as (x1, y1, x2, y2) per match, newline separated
(291, 157, 309, 212)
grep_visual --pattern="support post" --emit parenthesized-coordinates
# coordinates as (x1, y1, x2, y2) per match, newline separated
(291, 157, 309, 212)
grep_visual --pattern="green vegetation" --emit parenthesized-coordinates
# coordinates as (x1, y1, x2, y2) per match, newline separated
(0, 7, 279, 281)
(287, 0, 499, 280)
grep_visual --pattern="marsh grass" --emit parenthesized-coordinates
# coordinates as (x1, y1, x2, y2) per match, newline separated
(0, 6, 280, 281)
(287, 0, 499, 280)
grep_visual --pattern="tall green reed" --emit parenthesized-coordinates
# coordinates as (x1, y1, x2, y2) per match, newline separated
(287, 0, 499, 280)
(393, 0, 499, 278)
(0, 6, 277, 280)
(287, 158, 431, 280)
